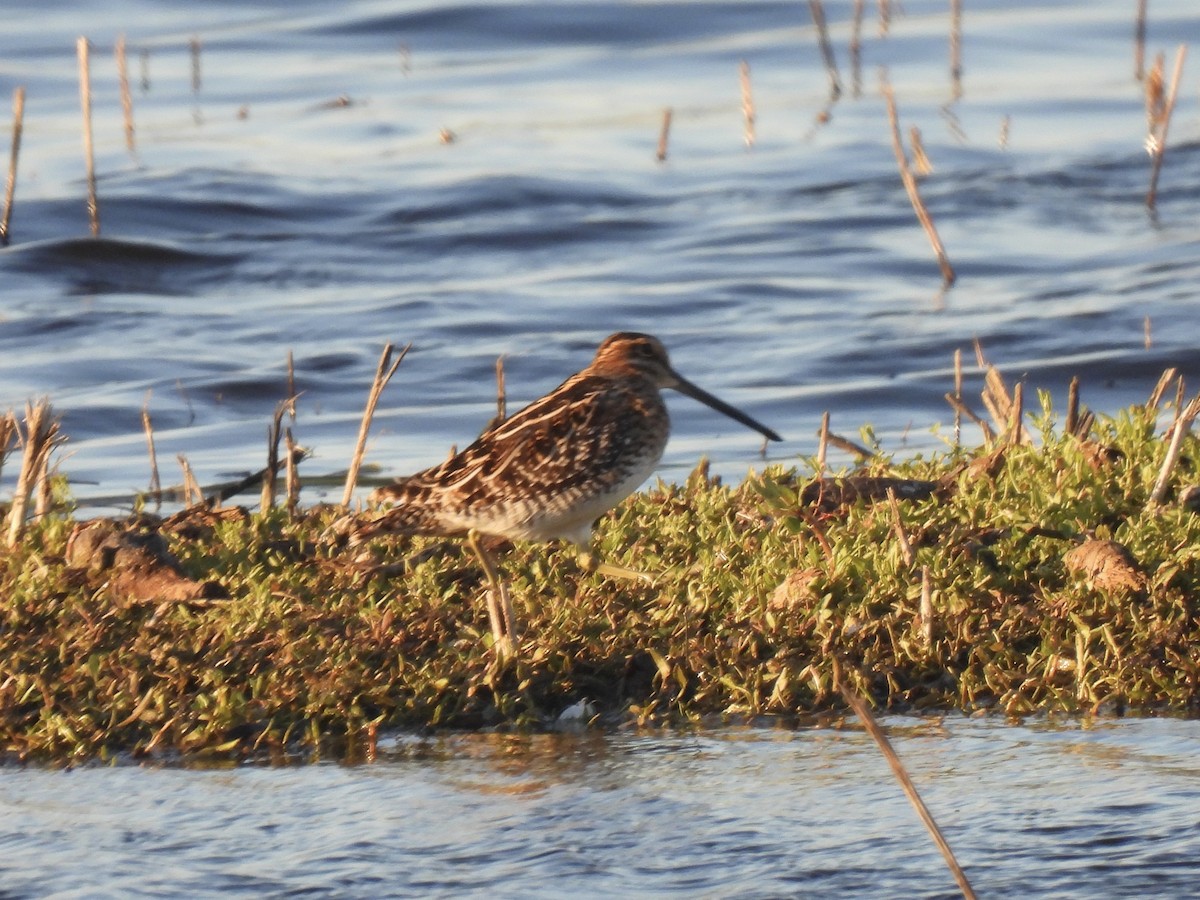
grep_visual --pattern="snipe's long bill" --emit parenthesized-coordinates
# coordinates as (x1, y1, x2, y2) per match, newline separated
(352, 331, 783, 654)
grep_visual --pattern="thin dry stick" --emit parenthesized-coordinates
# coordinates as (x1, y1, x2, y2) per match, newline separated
(139, 48, 150, 91)
(837, 676, 977, 900)
(816, 411, 831, 473)
(827, 432, 874, 460)
(1134, 0, 1149, 80)
(953, 348, 963, 446)
(284, 427, 300, 517)
(77, 37, 100, 236)
(495, 355, 507, 424)
(656, 107, 672, 162)
(878, 0, 892, 37)
(1147, 45, 1187, 210)
(882, 77, 955, 286)
(809, 0, 842, 100)
(1148, 393, 1200, 507)
(1, 86, 25, 246)
(177, 454, 202, 506)
(1148, 368, 1178, 409)
(286, 350, 297, 420)
(190, 36, 202, 92)
(342, 342, 410, 508)
(998, 115, 1010, 149)
(887, 487, 915, 567)
(1066, 376, 1080, 436)
(919, 565, 934, 645)
(850, 0, 865, 97)
(142, 400, 161, 504)
(115, 34, 135, 153)
(0, 411, 15, 483)
(1007, 381, 1024, 446)
(261, 408, 283, 512)
(1144, 315, 1152, 350)
(739, 60, 756, 147)
(944, 392, 994, 444)
(949, 0, 963, 100)
(909, 126, 933, 175)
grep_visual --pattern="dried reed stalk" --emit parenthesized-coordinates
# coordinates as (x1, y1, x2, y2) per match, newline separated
(1007, 382, 1024, 446)
(919, 566, 934, 643)
(495, 355, 507, 424)
(5, 400, 60, 548)
(286, 351, 297, 420)
(739, 60, 756, 147)
(827, 432, 874, 460)
(1148, 392, 1200, 508)
(998, 115, 1010, 149)
(809, 0, 842, 100)
(77, 37, 100, 236)
(944, 392, 994, 445)
(909, 126, 933, 175)
(1065, 376, 1080, 436)
(878, 0, 893, 37)
(1148, 368, 1178, 409)
(881, 77, 955, 285)
(816, 411, 831, 473)
(850, 0, 865, 98)
(888, 487, 915, 567)
(115, 34, 136, 153)
(285, 428, 300, 516)
(836, 672, 977, 900)
(177, 455, 202, 506)
(139, 49, 150, 91)
(142, 399, 161, 503)
(190, 36, 202, 92)
(1, 86, 24, 246)
(0, 411, 15, 483)
(342, 342, 410, 508)
(1146, 45, 1187, 210)
(656, 107, 672, 162)
(261, 402, 287, 511)
(1144, 315, 1152, 350)
(1134, 0, 1149, 80)
(953, 348, 962, 446)
(949, 0, 963, 100)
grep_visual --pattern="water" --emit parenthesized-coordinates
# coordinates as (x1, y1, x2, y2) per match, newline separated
(2, 718, 1199, 898)
(3, 1, 1200, 510)
(5, 2, 1200, 894)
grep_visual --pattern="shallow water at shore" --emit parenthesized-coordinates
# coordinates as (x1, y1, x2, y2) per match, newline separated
(3, 717, 1199, 898)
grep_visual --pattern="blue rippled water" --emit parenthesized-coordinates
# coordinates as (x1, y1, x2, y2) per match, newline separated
(3, 0, 1200, 508)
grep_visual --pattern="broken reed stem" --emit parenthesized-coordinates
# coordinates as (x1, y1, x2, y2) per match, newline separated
(1134, 0, 1148, 80)
(141, 401, 161, 503)
(342, 342, 410, 508)
(739, 60, 756, 147)
(495, 355, 507, 424)
(76, 37, 100, 237)
(286, 351, 297, 420)
(809, 0, 843, 100)
(115, 34, 136, 153)
(261, 404, 286, 512)
(1148, 368, 1178, 409)
(655, 107, 672, 162)
(1146, 45, 1187, 210)
(887, 487, 915, 567)
(177, 455, 202, 507)
(1, 86, 25, 247)
(953, 348, 962, 446)
(1148, 392, 1200, 508)
(0, 411, 15, 483)
(944, 392, 994, 445)
(285, 428, 300, 516)
(816, 411, 831, 474)
(877, 0, 893, 37)
(1008, 382, 1024, 446)
(837, 676, 977, 900)
(5, 401, 59, 549)
(850, 0, 865, 98)
(919, 566, 934, 644)
(1065, 377, 1080, 436)
(827, 432, 875, 460)
(949, 0, 963, 100)
(909, 126, 933, 176)
(881, 77, 955, 286)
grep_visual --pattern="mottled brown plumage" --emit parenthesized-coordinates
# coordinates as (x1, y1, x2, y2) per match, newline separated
(355, 332, 781, 548)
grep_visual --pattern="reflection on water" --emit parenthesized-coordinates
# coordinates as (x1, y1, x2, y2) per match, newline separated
(1, 718, 1199, 897)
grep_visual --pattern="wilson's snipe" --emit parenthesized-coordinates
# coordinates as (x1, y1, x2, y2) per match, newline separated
(351, 332, 782, 653)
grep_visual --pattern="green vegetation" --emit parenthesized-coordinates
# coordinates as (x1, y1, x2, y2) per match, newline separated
(3, 393, 1200, 762)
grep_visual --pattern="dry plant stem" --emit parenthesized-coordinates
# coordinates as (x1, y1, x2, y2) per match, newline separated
(1148, 368, 1178, 409)
(949, 0, 963, 100)
(115, 35, 135, 153)
(944, 392, 994, 444)
(953, 348, 963, 446)
(1134, 0, 1148, 80)
(888, 487, 915, 567)
(0, 412, 15, 483)
(1, 86, 24, 246)
(1066, 377, 1080, 436)
(656, 108, 672, 162)
(877, 0, 892, 37)
(495, 355, 507, 424)
(739, 60, 756, 147)
(139, 49, 150, 91)
(1008, 382, 1024, 446)
(837, 678, 977, 900)
(920, 565, 934, 644)
(342, 342, 410, 508)
(881, 78, 955, 286)
(816, 411, 831, 473)
(286, 351, 297, 419)
(141, 403, 161, 502)
(827, 433, 874, 460)
(76, 37, 100, 237)
(177, 455, 202, 507)
(1148, 393, 1200, 508)
(5, 401, 58, 548)
(190, 36, 202, 92)
(1147, 45, 1187, 210)
(850, 0, 865, 97)
(909, 126, 932, 175)
(809, 0, 842, 100)
(284, 428, 300, 516)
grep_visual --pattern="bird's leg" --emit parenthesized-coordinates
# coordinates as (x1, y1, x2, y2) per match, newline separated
(467, 529, 518, 657)
(577, 547, 655, 584)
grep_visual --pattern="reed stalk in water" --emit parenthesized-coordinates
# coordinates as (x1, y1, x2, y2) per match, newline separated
(808, 0, 842, 101)
(1134, 0, 1148, 80)
(739, 60, 756, 147)
(76, 37, 100, 237)
(1145, 45, 1187, 211)
(142, 396, 162, 506)
(115, 34, 136, 153)
(4, 400, 59, 549)
(1, 86, 24, 246)
(655, 107, 672, 162)
(342, 342, 409, 508)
